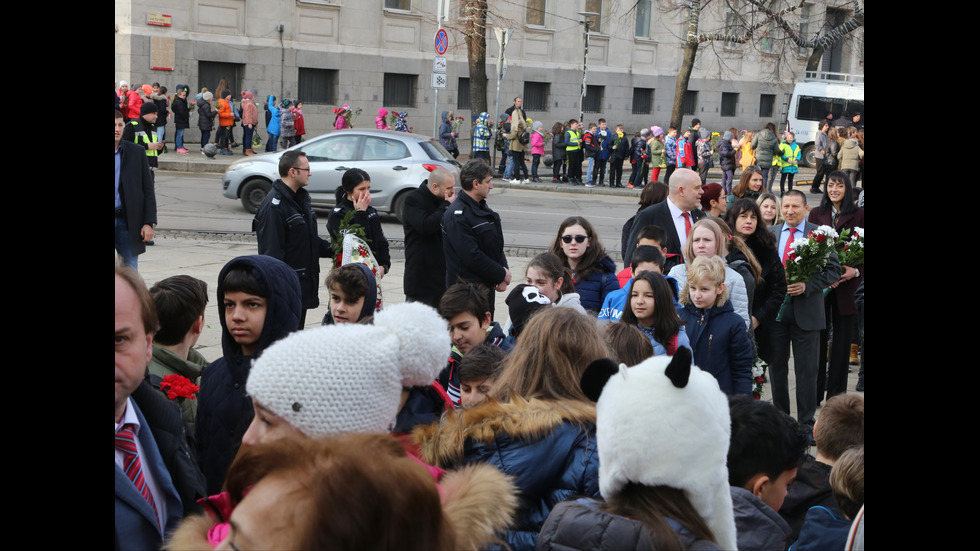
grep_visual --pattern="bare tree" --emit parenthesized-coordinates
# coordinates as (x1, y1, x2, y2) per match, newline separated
(650, 0, 864, 129)
(461, 0, 490, 116)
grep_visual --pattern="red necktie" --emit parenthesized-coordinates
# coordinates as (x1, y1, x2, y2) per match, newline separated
(682, 212, 692, 239)
(781, 227, 797, 266)
(116, 423, 160, 528)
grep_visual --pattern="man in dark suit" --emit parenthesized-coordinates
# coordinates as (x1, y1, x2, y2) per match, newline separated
(115, 110, 157, 270)
(624, 168, 705, 266)
(768, 190, 840, 439)
(402, 167, 456, 308)
(116, 262, 204, 550)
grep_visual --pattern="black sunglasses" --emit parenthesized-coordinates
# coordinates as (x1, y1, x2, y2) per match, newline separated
(561, 234, 588, 244)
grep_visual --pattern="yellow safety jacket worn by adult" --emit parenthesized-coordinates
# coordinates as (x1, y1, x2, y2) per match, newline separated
(128, 120, 160, 166)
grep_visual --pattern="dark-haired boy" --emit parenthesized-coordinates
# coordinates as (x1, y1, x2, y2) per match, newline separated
(321, 263, 378, 325)
(436, 282, 506, 405)
(728, 395, 809, 551)
(195, 255, 302, 495)
(458, 343, 507, 407)
(616, 224, 682, 288)
(147, 275, 210, 435)
(780, 394, 864, 543)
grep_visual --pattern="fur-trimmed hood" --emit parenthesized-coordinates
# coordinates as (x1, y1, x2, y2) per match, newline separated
(414, 396, 597, 469)
(164, 461, 517, 551)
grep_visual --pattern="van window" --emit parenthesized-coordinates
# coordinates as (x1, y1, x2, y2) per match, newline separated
(796, 96, 865, 122)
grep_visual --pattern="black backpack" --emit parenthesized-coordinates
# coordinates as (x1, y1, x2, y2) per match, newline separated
(518, 130, 530, 145)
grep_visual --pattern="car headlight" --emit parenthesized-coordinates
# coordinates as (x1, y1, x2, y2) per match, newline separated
(227, 161, 254, 171)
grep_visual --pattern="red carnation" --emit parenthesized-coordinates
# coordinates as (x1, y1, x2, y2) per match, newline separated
(159, 374, 200, 401)
(815, 234, 826, 243)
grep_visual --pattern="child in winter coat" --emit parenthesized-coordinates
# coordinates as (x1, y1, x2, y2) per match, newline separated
(197, 91, 215, 153)
(333, 104, 351, 130)
(291, 101, 306, 143)
(718, 130, 737, 193)
(278, 99, 296, 149)
(609, 124, 630, 187)
(376, 107, 390, 130)
(628, 129, 650, 188)
(472, 112, 492, 163)
(551, 121, 567, 182)
(647, 126, 666, 184)
(664, 126, 678, 183)
(439, 110, 459, 158)
(677, 255, 753, 395)
(530, 120, 546, 182)
(620, 271, 692, 356)
(739, 130, 756, 170)
(777, 132, 802, 194)
(265, 95, 281, 152)
(394, 111, 409, 132)
(677, 130, 695, 169)
(696, 131, 714, 184)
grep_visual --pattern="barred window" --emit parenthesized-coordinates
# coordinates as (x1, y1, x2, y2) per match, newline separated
(384, 73, 416, 108)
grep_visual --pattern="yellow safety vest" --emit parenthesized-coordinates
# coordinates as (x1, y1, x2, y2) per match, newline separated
(129, 120, 160, 158)
(565, 129, 582, 151)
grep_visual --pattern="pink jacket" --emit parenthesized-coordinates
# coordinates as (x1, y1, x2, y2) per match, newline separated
(376, 108, 390, 130)
(531, 131, 545, 155)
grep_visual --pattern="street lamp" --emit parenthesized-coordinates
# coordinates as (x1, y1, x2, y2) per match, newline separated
(578, 11, 598, 123)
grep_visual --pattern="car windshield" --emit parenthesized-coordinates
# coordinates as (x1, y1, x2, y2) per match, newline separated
(420, 139, 455, 163)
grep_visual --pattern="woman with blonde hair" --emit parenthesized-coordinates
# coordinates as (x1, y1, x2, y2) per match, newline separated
(416, 306, 606, 551)
(756, 191, 783, 227)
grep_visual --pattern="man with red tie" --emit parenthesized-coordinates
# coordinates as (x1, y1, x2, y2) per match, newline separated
(623, 168, 705, 267)
(768, 190, 841, 443)
(116, 261, 205, 550)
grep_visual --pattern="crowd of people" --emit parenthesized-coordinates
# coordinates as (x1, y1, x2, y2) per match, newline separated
(116, 87, 866, 549)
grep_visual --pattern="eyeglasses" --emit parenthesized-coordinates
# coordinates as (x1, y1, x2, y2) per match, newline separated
(561, 235, 588, 244)
(292, 166, 311, 173)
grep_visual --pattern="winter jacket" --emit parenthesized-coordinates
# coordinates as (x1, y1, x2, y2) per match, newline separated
(718, 138, 736, 172)
(531, 128, 546, 156)
(743, 239, 786, 326)
(150, 93, 170, 126)
(278, 106, 295, 138)
(552, 127, 567, 160)
(664, 134, 678, 165)
(146, 344, 208, 437)
(376, 107, 390, 130)
(731, 485, 793, 551)
(726, 248, 756, 326)
(507, 122, 527, 153)
(595, 128, 614, 160)
(402, 181, 451, 301)
(473, 112, 492, 152)
(172, 95, 190, 130)
(677, 300, 754, 395)
(120, 89, 142, 120)
(437, 321, 506, 405)
(814, 130, 828, 160)
(668, 262, 751, 329)
(217, 94, 234, 127)
(726, 188, 761, 208)
(788, 506, 852, 551)
(582, 131, 599, 158)
(823, 139, 840, 168)
(266, 95, 281, 136)
(253, 179, 334, 310)
(195, 255, 302, 495)
(394, 111, 409, 132)
(648, 137, 665, 167)
(837, 139, 864, 170)
(777, 141, 801, 173)
(415, 397, 601, 551)
(751, 129, 781, 169)
(538, 498, 724, 551)
(572, 254, 621, 313)
(597, 275, 680, 325)
(122, 117, 160, 168)
(738, 138, 756, 169)
(320, 263, 377, 326)
(696, 138, 713, 165)
(326, 196, 392, 273)
(676, 137, 695, 168)
(439, 111, 458, 151)
(240, 92, 258, 127)
(442, 189, 508, 289)
(779, 455, 841, 543)
(292, 108, 305, 136)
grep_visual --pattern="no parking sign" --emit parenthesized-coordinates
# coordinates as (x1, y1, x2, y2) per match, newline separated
(434, 28, 449, 55)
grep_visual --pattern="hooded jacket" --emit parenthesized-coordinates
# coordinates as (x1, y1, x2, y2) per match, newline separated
(320, 263, 378, 325)
(394, 111, 409, 132)
(788, 506, 852, 551)
(751, 129, 781, 169)
(837, 139, 864, 170)
(217, 91, 234, 127)
(731, 486, 793, 551)
(718, 136, 736, 172)
(194, 255, 302, 495)
(172, 94, 190, 130)
(146, 344, 208, 436)
(677, 299, 754, 396)
(439, 111, 458, 150)
(376, 107, 390, 130)
(197, 100, 214, 132)
(473, 112, 492, 152)
(266, 95, 281, 136)
(779, 455, 840, 543)
(415, 397, 601, 551)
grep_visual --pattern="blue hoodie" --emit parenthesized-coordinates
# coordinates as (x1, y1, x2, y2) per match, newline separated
(195, 255, 302, 495)
(267, 95, 281, 136)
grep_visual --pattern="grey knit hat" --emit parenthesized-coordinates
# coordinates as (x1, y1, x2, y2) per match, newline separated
(246, 301, 451, 437)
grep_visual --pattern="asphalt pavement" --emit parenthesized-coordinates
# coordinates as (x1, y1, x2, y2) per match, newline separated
(135, 147, 859, 425)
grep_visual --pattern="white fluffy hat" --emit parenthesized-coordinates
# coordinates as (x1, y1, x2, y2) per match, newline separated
(246, 301, 451, 437)
(590, 349, 737, 550)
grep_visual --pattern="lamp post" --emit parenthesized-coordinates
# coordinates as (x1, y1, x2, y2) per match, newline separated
(578, 11, 598, 123)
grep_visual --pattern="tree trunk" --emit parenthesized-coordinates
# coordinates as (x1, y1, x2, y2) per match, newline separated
(670, 3, 701, 130)
(806, 46, 824, 72)
(465, 0, 489, 116)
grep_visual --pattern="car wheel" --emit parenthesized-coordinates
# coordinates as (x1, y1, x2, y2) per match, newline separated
(801, 144, 816, 168)
(392, 190, 409, 223)
(240, 179, 271, 214)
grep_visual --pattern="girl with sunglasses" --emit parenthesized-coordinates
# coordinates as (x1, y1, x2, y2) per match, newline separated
(549, 216, 620, 314)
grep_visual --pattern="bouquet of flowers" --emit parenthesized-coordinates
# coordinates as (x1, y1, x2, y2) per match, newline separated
(331, 210, 383, 308)
(776, 225, 839, 322)
(387, 110, 399, 128)
(159, 374, 200, 401)
(408, 126, 414, 133)
(451, 116, 465, 134)
(544, 132, 553, 144)
(751, 358, 768, 400)
(835, 227, 864, 270)
(343, 106, 363, 128)
(188, 100, 196, 112)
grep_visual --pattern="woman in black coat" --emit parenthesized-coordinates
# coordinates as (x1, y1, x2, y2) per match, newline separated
(326, 168, 392, 278)
(171, 85, 191, 153)
(724, 198, 786, 365)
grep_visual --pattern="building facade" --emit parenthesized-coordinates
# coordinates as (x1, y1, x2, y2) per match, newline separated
(115, 0, 864, 151)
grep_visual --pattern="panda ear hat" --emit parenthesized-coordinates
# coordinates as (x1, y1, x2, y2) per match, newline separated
(580, 348, 738, 550)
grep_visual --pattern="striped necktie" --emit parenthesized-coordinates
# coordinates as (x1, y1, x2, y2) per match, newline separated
(116, 423, 159, 528)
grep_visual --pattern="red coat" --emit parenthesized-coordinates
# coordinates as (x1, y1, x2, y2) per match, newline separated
(292, 109, 305, 136)
(120, 90, 141, 120)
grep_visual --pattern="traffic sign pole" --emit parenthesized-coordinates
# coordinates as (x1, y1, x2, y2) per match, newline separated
(433, 3, 449, 139)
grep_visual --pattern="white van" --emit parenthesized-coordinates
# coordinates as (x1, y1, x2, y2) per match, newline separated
(785, 71, 864, 167)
